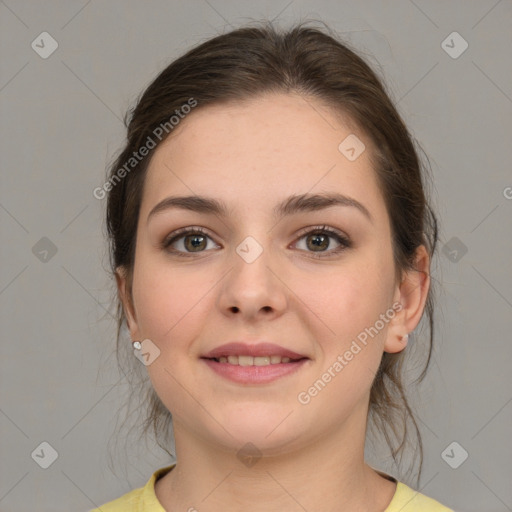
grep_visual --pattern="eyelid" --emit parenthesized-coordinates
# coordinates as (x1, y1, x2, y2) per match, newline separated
(161, 226, 217, 249)
(162, 225, 211, 242)
(293, 224, 348, 241)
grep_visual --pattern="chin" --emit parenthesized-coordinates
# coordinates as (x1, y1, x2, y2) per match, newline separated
(212, 403, 305, 453)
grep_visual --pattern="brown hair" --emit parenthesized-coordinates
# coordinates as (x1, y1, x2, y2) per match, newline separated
(104, 21, 439, 486)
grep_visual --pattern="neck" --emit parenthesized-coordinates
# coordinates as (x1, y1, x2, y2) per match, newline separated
(155, 401, 396, 511)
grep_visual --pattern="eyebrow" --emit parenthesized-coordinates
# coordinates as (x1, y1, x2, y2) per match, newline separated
(147, 192, 373, 224)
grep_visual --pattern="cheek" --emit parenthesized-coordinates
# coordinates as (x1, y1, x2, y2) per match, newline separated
(131, 260, 209, 412)
(293, 257, 392, 343)
(297, 266, 393, 413)
(299, 254, 395, 404)
(131, 255, 210, 343)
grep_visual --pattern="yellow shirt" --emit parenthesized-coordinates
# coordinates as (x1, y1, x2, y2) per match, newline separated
(90, 464, 454, 511)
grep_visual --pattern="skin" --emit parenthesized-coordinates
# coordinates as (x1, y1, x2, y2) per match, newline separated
(116, 92, 430, 512)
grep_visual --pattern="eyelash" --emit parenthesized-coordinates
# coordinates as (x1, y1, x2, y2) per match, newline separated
(161, 225, 352, 259)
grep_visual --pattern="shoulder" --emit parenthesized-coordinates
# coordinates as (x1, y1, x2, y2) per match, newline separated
(88, 487, 142, 512)
(88, 464, 175, 512)
(386, 481, 454, 512)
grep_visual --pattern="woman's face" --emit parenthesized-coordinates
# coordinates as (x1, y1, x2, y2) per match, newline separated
(119, 92, 418, 455)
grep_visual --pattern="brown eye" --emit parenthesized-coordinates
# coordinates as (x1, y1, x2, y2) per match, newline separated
(294, 226, 351, 258)
(183, 233, 207, 252)
(162, 227, 219, 256)
(305, 233, 330, 251)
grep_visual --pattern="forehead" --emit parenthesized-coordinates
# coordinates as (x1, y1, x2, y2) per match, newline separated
(141, 93, 388, 223)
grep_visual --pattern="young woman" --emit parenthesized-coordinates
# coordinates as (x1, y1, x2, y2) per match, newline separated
(92, 22, 453, 512)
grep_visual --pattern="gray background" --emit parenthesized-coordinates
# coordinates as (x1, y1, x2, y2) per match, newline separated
(1, 1, 511, 511)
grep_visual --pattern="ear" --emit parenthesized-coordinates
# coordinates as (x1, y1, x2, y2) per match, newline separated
(384, 245, 431, 354)
(115, 266, 141, 341)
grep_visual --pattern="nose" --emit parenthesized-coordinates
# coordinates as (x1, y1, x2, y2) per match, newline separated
(216, 241, 288, 322)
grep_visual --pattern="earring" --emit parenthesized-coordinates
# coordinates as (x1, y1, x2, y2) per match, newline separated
(401, 333, 409, 343)
(132, 340, 142, 350)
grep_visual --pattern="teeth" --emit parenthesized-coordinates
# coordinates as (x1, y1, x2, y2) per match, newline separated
(238, 355, 253, 366)
(215, 355, 296, 366)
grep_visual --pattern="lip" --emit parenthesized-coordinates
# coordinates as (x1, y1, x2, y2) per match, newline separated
(202, 358, 309, 384)
(201, 342, 310, 385)
(201, 342, 308, 360)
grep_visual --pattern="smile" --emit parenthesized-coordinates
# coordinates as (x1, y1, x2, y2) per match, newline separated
(209, 355, 303, 366)
(202, 356, 309, 384)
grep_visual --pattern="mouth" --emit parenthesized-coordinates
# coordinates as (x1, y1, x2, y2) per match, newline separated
(200, 342, 310, 384)
(204, 354, 307, 366)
